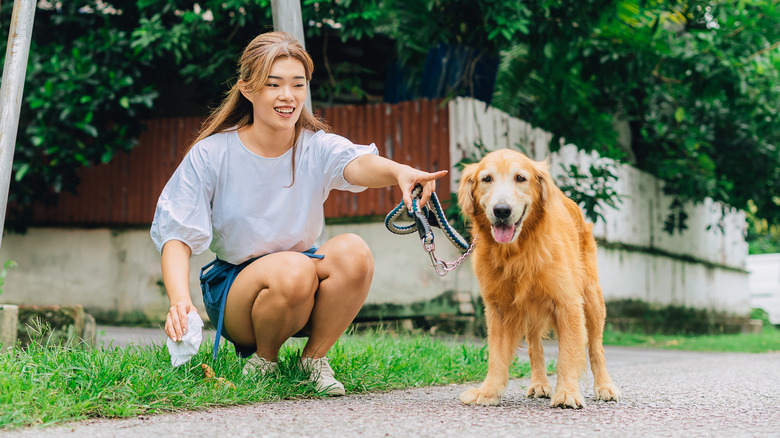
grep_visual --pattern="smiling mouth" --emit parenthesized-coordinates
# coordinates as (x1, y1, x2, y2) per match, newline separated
(275, 107, 294, 115)
(491, 205, 527, 244)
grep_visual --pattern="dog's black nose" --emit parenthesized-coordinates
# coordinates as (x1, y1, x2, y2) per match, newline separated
(493, 204, 512, 219)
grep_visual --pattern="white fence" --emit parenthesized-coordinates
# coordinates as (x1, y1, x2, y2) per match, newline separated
(747, 253, 780, 324)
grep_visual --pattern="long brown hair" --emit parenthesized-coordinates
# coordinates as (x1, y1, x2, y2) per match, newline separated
(188, 31, 330, 185)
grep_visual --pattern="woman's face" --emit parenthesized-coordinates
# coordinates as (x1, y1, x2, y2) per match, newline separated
(241, 56, 307, 133)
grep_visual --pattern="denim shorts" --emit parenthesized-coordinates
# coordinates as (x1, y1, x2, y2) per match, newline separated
(200, 247, 323, 360)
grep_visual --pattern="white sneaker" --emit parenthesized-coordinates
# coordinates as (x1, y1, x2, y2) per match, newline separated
(242, 354, 278, 377)
(300, 356, 346, 396)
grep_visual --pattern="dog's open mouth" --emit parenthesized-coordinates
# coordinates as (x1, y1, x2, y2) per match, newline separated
(492, 224, 516, 243)
(491, 206, 527, 244)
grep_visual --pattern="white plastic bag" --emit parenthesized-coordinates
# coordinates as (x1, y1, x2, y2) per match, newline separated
(166, 311, 204, 367)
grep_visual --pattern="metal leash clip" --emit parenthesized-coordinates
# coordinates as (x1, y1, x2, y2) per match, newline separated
(423, 233, 478, 276)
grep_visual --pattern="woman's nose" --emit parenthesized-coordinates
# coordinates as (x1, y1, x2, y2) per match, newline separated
(280, 85, 294, 100)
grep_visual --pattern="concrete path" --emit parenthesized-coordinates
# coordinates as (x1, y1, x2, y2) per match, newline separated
(3, 327, 780, 437)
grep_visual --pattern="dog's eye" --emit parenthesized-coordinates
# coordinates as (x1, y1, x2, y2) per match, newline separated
(515, 174, 527, 183)
(481, 175, 493, 183)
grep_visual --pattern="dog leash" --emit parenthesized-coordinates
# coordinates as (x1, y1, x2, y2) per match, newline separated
(385, 185, 477, 276)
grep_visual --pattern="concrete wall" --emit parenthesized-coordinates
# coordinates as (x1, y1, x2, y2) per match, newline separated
(0, 216, 750, 323)
(0, 224, 475, 322)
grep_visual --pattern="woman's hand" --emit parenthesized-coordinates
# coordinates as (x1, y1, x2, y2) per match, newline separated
(343, 154, 448, 209)
(165, 301, 197, 342)
(396, 167, 448, 211)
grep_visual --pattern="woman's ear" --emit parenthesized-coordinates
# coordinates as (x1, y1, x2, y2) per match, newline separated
(237, 80, 253, 102)
(457, 163, 478, 219)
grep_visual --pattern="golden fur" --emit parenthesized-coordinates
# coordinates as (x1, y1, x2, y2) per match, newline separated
(457, 149, 620, 408)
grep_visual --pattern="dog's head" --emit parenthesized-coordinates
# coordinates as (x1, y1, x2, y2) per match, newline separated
(457, 149, 553, 244)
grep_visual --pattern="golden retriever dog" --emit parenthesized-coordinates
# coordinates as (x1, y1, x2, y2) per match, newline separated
(457, 149, 620, 409)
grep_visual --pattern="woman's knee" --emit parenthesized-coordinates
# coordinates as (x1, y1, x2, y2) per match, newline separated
(329, 233, 374, 274)
(264, 253, 318, 306)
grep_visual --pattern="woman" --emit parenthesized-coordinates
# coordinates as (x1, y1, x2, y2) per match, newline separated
(151, 31, 446, 396)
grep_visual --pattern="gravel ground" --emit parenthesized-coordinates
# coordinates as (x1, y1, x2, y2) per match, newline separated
(3, 327, 779, 437)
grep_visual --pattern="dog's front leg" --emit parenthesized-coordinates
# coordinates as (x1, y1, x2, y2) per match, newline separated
(526, 321, 553, 398)
(460, 303, 521, 406)
(551, 302, 588, 409)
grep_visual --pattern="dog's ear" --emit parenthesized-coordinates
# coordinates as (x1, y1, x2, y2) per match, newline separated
(457, 163, 478, 218)
(535, 160, 554, 206)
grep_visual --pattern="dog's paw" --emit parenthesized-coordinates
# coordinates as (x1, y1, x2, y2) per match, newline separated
(594, 383, 621, 402)
(526, 382, 552, 399)
(460, 388, 502, 406)
(550, 390, 585, 409)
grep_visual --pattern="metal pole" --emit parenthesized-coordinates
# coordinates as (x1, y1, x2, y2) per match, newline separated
(270, 0, 312, 112)
(0, 1, 36, 249)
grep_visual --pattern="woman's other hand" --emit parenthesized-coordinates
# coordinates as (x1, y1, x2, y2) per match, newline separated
(166, 301, 198, 342)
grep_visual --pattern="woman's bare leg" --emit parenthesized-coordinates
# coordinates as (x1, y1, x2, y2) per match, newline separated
(221, 233, 373, 361)
(303, 233, 374, 358)
(223, 252, 319, 361)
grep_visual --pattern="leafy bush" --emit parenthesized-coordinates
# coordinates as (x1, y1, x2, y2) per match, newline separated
(1, 2, 158, 221)
(492, 0, 780, 229)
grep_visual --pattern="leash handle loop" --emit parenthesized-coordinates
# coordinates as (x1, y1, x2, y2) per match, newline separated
(384, 184, 476, 276)
(411, 198, 434, 245)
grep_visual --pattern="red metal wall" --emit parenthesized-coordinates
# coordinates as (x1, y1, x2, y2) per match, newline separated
(320, 99, 450, 218)
(25, 99, 450, 226)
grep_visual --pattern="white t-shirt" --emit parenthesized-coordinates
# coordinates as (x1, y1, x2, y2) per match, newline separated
(150, 129, 378, 264)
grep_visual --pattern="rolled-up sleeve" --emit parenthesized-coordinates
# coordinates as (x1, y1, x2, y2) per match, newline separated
(150, 145, 215, 255)
(318, 131, 379, 194)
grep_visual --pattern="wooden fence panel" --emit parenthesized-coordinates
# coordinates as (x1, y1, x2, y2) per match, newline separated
(24, 99, 449, 226)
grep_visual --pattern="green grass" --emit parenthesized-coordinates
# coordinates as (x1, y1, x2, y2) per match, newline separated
(6, 322, 776, 431)
(603, 325, 780, 353)
(0, 331, 539, 430)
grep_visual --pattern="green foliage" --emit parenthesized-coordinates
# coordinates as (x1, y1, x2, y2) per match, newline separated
(750, 307, 772, 327)
(304, 0, 387, 41)
(492, 0, 780, 228)
(606, 298, 756, 335)
(0, 2, 275, 224)
(746, 200, 780, 254)
(380, 0, 531, 91)
(556, 162, 622, 224)
(130, 0, 273, 96)
(1, 2, 158, 215)
(5, 0, 777, 232)
(603, 323, 780, 353)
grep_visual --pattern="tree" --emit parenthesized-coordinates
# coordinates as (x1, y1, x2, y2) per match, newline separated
(1, 2, 158, 217)
(3, 0, 778, 233)
(0, 1, 275, 225)
(491, 0, 780, 230)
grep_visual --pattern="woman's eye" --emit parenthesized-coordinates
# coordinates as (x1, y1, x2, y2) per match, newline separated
(515, 174, 526, 183)
(481, 175, 492, 183)
(266, 83, 279, 87)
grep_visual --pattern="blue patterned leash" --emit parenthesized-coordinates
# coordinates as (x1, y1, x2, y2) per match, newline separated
(384, 185, 477, 276)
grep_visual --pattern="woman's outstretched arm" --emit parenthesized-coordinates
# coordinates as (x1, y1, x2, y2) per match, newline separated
(344, 154, 448, 210)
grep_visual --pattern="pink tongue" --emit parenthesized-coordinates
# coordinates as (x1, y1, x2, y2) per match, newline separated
(493, 224, 515, 243)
